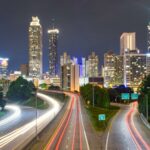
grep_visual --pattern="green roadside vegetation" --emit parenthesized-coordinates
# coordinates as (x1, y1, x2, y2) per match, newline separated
(80, 84, 120, 131)
(22, 97, 49, 110)
(138, 75, 150, 122)
(86, 105, 119, 131)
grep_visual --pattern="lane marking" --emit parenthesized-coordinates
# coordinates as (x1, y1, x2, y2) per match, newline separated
(105, 132, 110, 150)
(55, 98, 75, 150)
(105, 107, 122, 150)
(78, 95, 90, 150)
(44, 94, 73, 150)
(72, 98, 77, 150)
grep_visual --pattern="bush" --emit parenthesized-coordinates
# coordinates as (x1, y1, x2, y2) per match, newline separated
(80, 84, 110, 108)
(7, 76, 36, 101)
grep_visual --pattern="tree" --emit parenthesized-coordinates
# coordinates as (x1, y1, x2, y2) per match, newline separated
(80, 84, 110, 108)
(39, 83, 48, 89)
(0, 86, 6, 111)
(7, 76, 36, 101)
(48, 85, 60, 91)
(138, 75, 150, 121)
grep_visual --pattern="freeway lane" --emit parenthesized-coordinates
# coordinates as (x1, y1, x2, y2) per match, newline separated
(0, 93, 62, 150)
(105, 102, 150, 150)
(45, 92, 90, 150)
(126, 102, 150, 150)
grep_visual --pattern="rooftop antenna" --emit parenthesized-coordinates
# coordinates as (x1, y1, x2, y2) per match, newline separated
(52, 18, 55, 29)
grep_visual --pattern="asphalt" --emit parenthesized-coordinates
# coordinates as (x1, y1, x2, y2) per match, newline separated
(104, 103, 150, 150)
(0, 93, 62, 150)
(45, 92, 89, 150)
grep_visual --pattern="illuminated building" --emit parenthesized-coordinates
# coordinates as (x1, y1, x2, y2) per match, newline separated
(147, 23, 150, 75)
(148, 22, 150, 52)
(80, 58, 86, 77)
(87, 52, 99, 77)
(61, 61, 79, 92)
(0, 58, 9, 78)
(124, 54, 147, 90)
(48, 28, 59, 77)
(60, 52, 71, 66)
(115, 55, 124, 85)
(104, 51, 116, 87)
(29, 17, 42, 78)
(20, 64, 28, 76)
(120, 32, 136, 55)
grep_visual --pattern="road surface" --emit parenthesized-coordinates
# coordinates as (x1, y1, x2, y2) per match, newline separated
(105, 102, 150, 150)
(45, 92, 90, 150)
(0, 93, 62, 150)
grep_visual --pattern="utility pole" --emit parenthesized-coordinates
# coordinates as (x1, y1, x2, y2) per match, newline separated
(146, 94, 149, 121)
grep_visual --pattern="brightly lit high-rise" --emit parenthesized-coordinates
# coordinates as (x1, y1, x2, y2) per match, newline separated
(28, 16, 42, 78)
(48, 28, 59, 77)
(120, 32, 136, 55)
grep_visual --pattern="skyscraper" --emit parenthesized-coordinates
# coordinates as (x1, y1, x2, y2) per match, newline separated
(48, 28, 59, 77)
(60, 52, 71, 66)
(123, 53, 147, 90)
(87, 52, 99, 77)
(147, 23, 150, 75)
(104, 51, 116, 87)
(147, 22, 150, 52)
(120, 32, 136, 55)
(29, 17, 42, 78)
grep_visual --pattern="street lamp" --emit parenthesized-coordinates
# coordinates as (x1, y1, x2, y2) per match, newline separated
(32, 87, 39, 141)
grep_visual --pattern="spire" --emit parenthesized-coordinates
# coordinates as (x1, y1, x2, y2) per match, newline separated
(52, 18, 55, 29)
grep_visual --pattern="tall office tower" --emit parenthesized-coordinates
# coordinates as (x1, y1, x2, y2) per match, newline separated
(61, 62, 79, 92)
(85, 60, 89, 77)
(29, 17, 42, 78)
(120, 32, 136, 55)
(147, 23, 150, 75)
(88, 52, 99, 77)
(0, 58, 9, 79)
(148, 22, 150, 52)
(124, 54, 147, 90)
(48, 28, 59, 77)
(80, 58, 86, 77)
(115, 55, 124, 85)
(104, 51, 116, 87)
(60, 52, 71, 66)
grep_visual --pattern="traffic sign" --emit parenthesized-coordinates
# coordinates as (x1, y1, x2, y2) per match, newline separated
(121, 93, 130, 100)
(131, 93, 138, 100)
(98, 114, 106, 121)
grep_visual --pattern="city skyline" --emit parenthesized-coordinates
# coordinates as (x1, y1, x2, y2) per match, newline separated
(0, 0, 150, 72)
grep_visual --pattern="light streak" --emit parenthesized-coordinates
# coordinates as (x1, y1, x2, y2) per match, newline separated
(0, 93, 61, 149)
(0, 105, 21, 127)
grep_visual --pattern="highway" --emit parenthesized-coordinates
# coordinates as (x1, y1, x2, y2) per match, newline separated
(0, 93, 62, 150)
(45, 92, 90, 150)
(105, 102, 150, 150)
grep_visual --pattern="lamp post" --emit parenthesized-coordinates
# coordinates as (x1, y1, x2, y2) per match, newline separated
(32, 88, 39, 141)
(93, 84, 95, 107)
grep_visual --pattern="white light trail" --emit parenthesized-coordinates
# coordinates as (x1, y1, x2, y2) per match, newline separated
(0, 105, 21, 127)
(0, 93, 61, 149)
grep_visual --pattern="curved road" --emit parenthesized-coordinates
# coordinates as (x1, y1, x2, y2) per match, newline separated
(0, 93, 62, 150)
(45, 92, 90, 150)
(105, 102, 150, 150)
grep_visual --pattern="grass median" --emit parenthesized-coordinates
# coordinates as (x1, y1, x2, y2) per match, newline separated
(23, 97, 49, 109)
(86, 105, 119, 131)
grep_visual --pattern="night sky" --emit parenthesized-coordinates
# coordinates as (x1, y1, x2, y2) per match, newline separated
(0, 0, 150, 72)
